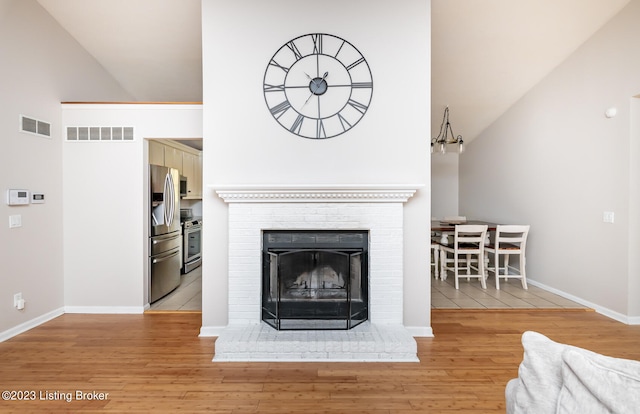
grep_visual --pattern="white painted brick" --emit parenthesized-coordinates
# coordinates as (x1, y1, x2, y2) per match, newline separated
(226, 201, 407, 326)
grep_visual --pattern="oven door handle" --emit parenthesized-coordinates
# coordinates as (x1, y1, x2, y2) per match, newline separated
(184, 226, 201, 234)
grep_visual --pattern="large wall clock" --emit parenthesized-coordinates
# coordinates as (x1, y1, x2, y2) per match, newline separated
(263, 33, 373, 139)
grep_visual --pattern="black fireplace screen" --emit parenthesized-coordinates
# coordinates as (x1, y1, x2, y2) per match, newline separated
(262, 230, 369, 330)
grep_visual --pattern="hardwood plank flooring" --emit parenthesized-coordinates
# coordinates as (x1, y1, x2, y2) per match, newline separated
(1, 310, 640, 413)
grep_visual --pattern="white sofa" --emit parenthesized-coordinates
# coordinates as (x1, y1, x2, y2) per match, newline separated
(506, 331, 640, 413)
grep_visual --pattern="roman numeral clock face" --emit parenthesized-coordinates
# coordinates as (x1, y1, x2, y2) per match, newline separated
(264, 33, 373, 139)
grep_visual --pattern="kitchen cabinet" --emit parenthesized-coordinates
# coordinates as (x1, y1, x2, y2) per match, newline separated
(149, 140, 165, 166)
(182, 152, 202, 198)
(164, 146, 183, 171)
(148, 139, 202, 199)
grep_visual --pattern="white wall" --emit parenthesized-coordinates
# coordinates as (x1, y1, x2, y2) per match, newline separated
(431, 153, 459, 218)
(629, 97, 640, 318)
(460, 0, 640, 321)
(201, 0, 431, 332)
(61, 104, 202, 311)
(0, 0, 132, 338)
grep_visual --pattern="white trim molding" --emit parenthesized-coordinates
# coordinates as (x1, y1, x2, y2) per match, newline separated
(64, 306, 145, 314)
(199, 326, 226, 337)
(528, 279, 640, 325)
(212, 184, 423, 203)
(406, 326, 435, 337)
(0, 308, 64, 342)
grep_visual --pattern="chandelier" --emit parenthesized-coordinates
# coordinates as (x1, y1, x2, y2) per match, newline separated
(431, 106, 464, 154)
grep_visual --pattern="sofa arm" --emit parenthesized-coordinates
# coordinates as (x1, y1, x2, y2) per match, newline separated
(505, 378, 519, 414)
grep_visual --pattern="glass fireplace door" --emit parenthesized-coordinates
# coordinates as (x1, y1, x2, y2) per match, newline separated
(262, 248, 367, 330)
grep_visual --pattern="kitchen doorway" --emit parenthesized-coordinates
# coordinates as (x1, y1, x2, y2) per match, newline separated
(147, 138, 203, 312)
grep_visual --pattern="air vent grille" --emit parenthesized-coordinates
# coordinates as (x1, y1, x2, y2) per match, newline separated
(66, 126, 135, 142)
(20, 115, 51, 138)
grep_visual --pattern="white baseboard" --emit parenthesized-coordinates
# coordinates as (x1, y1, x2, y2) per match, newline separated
(199, 325, 226, 337)
(629, 316, 640, 325)
(64, 306, 145, 314)
(528, 279, 639, 325)
(406, 326, 434, 337)
(0, 307, 64, 342)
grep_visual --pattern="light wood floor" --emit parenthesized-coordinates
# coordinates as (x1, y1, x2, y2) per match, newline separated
(2, 310, 640, 413)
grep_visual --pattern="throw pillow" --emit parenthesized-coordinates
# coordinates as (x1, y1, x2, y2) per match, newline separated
(513, 331, 599, 414)
(556, 349, 640, 414)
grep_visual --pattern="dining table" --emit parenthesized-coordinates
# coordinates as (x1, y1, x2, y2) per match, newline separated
(431, 220, 498, 233)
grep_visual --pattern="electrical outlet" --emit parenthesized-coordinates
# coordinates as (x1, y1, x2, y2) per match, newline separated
(603, 211, 615, 223)
(14, 293, 22, 307)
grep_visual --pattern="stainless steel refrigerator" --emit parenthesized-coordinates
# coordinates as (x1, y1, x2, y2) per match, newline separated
(149, 164, 181, 303)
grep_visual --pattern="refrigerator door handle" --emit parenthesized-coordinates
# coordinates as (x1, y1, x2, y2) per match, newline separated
(169, 173, 175, 226)
(163, 172, 173, 226)
(152, 249, 180, 264)
(152, 233, 180, 244)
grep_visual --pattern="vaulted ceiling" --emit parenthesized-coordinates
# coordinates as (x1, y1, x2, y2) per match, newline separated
(37, 0, 203, 102)
(34, 0, 631, 142)
(431, 0, 629, 142)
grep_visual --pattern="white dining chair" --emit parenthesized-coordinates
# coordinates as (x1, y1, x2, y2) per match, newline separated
(436, 216, 467, 252)
(431, 241, 440, 279)
(430, 217, 440, 279)
(485, 225, 530, 289)
(438, 224, 488, 289)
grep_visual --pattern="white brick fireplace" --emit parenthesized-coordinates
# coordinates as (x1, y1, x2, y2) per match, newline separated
(213, 184, 422, 361)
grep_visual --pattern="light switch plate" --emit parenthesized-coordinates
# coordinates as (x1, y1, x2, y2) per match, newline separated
(9, 215, 21, 228)
(603, 211, 615, 223)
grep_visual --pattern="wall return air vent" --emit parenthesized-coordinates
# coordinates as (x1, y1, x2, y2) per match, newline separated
(66, 126, 134, 142)
(20, 115, 51, 138)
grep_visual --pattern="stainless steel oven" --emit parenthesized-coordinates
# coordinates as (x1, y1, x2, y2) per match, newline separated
(182, 218, 202, 273)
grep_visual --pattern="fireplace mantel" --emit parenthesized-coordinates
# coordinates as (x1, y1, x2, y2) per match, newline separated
(212, 184, 423, 203)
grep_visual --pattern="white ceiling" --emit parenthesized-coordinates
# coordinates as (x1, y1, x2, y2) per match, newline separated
(35, 0, 630, 142)
(37, 0, 203, 102)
